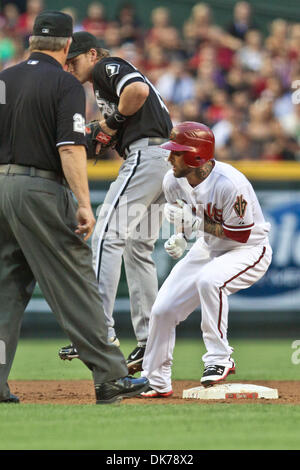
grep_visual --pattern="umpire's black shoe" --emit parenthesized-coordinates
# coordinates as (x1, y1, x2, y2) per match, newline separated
(58, 344, 79, 360)
(0, 394, 20, 403)
(126, 345, 146, 375)
(95, 376, 149, 404)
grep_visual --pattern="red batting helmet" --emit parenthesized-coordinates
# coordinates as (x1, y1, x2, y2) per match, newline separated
(161, 121, 215, 167)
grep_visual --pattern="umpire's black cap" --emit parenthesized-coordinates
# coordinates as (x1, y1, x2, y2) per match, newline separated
(33, 10, 73, 37)
(67, 32, 102, 59)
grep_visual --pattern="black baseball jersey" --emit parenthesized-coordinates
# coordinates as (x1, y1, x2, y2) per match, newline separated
(0, 52, 87, 174)
(92, 57, 173, 157)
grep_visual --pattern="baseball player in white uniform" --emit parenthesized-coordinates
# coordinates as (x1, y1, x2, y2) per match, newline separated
(140, 121, 272, 398)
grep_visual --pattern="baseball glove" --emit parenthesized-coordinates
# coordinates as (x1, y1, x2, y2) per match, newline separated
(85, 120, 118, 160)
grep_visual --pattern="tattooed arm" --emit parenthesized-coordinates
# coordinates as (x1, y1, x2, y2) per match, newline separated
(204, 213, 251, 243)
(204, 213, 225, 239)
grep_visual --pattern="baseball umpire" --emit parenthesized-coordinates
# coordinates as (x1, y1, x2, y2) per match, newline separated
(58, 31, 173, 373)
(0, 10, 148, 404)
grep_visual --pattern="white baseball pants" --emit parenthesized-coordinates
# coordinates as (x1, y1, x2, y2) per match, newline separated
(92, 141, 170, 343)
(142, 241, 272, 393)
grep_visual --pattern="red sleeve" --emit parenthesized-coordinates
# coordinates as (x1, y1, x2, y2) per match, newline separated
(224, 228, 251, 243)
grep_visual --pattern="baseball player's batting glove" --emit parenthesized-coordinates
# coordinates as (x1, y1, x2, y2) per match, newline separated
(164, 233, 187, 259)
(164, 199, 202, 239)
(85, 120, 118, 160)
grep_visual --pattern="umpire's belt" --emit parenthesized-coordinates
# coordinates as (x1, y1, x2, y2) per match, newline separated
(0, 164, 68, 186)
(124, 137, 168, 158)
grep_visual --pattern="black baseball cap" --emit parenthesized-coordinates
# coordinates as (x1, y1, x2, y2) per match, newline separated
(67, 32, 102, 59)
(33, 10, 73, 37)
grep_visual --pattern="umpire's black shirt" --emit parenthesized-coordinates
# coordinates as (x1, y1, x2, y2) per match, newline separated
(0, 52, 87, 174)
(92, 57, 173, 157)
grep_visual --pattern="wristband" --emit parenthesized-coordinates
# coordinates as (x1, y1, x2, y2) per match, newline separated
(105, 109, 128, 130)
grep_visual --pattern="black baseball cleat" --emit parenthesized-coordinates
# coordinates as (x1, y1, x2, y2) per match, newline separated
(0, 394, 20, 403)
(126, 345, 146, 375)
(58, 344, 79, 360)
(95, 376, 149, 404)
(200, 361, 236, 387)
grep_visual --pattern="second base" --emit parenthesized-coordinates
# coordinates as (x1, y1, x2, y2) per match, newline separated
(183, 383, 278, 400)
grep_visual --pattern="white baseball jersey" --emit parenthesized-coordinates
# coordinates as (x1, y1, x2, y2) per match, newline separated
(163, 161, 270, 254)
(141, 160, 272, 394)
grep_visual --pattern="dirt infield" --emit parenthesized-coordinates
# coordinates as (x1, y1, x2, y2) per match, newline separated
(9, 380, 300, 405)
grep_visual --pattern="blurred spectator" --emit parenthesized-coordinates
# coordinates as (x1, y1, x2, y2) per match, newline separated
(142, 44, 170, 83)
(181, 99, 203, 122)
(115, 2, 142, 45)
(61, 7, 84, 33)
(114, 42, 144, 70)
(156, 59, 196, 105)
(237, 30, 265, 72)
(265, 18, 288, 56)
(251, 56, 274, 98)
(146, 7, 171, 44)
(247, 99, 283, 157)
(16, 0, 43, 40)
(146, 5, 181, 57)
(1, 3, 20, 35)
(1, 1, 298, 162)
(157, 27, 187, 62)
(260, 139, 284, 161)
(217, 129, 258, 161)
(2, 35, 28, 69)
(82, 2, 108, 38)
(204, 89, 229, 126)
(288, 23, 300, 62)
(226, 65, 247, 94)
(182, 15, 200, 58)
(0, 30, 15, 63)
(166, 103, 183, 126)
(279, 104, 300, 146)
(212, 105, 244, 149)
(229, 130, 258, 160)
(2, 0, 26, 13)
(183, 3, 213, 44)
(226, 1, 255, 40)
(103, 22, 122, 51)
(231, 89, 251, 121)
(262, 76, 294, 119)
(195, 45, 227, 91)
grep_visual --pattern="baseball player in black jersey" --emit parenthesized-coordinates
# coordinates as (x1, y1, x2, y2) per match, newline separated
(0, 11, 149, 404)
(58, 32, 172, 372)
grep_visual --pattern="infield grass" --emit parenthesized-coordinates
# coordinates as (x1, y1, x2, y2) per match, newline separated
(0, 337, 299, 450)
(1, 403, 300, 450)
(8, 337, 299, 381)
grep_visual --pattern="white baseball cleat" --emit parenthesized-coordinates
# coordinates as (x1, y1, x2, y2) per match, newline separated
(140, 387, 173, 398)
(200, 361, 236, 387)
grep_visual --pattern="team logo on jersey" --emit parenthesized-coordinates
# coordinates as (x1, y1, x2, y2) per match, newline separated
(233, 195, 247, 218)
(95, 91, 117, 119)
(73, 113, 86, 134)
(105, 63, 120, 77)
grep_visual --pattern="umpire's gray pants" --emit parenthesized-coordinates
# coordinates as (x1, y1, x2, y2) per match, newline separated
(92, 140, 170, 343)
(0, 174, 128, 400)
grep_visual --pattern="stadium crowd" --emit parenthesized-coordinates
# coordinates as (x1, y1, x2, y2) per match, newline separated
(0, 0, 299, 161)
